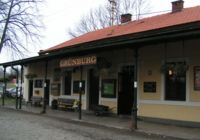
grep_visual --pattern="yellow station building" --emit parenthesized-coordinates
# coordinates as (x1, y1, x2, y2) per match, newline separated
(1, 0, 200, 126)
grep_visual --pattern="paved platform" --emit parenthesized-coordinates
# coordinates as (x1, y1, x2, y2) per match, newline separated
(3, 105, 200, 140)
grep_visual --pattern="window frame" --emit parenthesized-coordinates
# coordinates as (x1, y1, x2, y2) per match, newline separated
(164, 61, 187, 101)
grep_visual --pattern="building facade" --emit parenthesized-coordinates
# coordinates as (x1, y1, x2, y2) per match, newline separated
(1, 0, 200, 125)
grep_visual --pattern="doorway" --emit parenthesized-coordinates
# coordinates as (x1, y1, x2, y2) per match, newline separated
(28, 80, 33, 101)
(89, 69, 99, 110)
(118, 65, 134, 115)
(44, 80, 50, 105)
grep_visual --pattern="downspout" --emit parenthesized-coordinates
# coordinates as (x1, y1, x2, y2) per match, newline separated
(132, 47, 139, 130)
(12, 66, 19, 109)
(41, 61, 48, 114)
(19, 65, 23, 109)
(2, 66, 7, 106)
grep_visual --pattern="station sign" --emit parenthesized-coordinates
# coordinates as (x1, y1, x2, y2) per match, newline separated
(60, 55, 97, 68)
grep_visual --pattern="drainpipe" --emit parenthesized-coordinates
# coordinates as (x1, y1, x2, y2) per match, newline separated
(41, 61, 48, 114)
(2, 66, 7, 106)
(12, 66, 19, 109)
(132, 47, 138, 130)
(19, 65, 23, 109)
(79, 66, 83, 120)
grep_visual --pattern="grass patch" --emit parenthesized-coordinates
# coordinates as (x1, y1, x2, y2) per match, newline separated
(4, 97, 16, 106)
(7, 83, 16, 89)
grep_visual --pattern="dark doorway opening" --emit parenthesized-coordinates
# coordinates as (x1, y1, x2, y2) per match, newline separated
(64, 72, 72, 95)
(118, 65, 134, 115)
(89, 69, 99, 110)
(45, 80, 50, 105)
(28, 80, 33, 101)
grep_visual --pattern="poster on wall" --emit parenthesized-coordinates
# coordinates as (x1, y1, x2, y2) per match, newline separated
(194, 66, 200, 90)
(101, 79, 116, 98)
(143, 82, 156, 93)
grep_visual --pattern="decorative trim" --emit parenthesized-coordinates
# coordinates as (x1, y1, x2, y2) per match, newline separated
(139, 99, 200, 107)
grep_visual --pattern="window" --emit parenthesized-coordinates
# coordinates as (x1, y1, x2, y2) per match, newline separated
(165, 62, 186, 101)
(34, 80, 43, 88)
(101, 79, 116, 98)
(64, 72, 71, 95)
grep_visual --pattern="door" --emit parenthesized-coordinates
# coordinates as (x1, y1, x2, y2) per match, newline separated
(89, 69, 99, 110)
(28, 80, 33, 101)
(118, 66, 134, 115)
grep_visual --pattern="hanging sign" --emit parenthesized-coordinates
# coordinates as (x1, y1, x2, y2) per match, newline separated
(60, 55, 97, 68)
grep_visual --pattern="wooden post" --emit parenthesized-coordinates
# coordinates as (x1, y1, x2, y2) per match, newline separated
(19, 65, 23, 109)
(79, 66, 83, 120)
(42, 61, 48, 114)
(132, 47, 138, 130)
(12, 66, 19, 109)
(2, 66, 6, 106)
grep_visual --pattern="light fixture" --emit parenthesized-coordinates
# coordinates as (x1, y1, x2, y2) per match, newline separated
(168, 69, 173, 75)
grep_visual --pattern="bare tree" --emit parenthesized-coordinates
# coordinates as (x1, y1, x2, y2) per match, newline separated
(68, 0, 150, 38)
(0, 0, 43, 59)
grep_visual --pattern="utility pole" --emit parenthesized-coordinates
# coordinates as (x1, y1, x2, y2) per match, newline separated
(132, 47, 139, 129)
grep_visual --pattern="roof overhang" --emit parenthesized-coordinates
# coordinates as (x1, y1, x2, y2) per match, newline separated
(1, 21, 200, 67)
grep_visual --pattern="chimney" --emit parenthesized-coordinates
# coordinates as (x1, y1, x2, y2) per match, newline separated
(172, 0, 184, 13)
(121, 13, 132, 24)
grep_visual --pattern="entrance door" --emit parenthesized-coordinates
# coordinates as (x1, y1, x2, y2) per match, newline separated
(28, 80, 33, 101)
(118, 66, 134, 115)
(89, 69, 99, 110)
(44, 80, 50, 105)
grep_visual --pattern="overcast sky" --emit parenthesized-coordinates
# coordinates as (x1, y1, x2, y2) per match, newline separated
(0, 0, 200, 63)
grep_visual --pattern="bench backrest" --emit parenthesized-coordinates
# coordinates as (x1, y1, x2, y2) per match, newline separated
(58, 98, 75, 104)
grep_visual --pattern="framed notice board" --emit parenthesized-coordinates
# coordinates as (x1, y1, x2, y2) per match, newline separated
(101, 79, 116, 98)
(143, 82, 156, 93)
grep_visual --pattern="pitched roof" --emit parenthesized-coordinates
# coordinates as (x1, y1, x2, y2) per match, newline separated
(43, 6, 200, 53)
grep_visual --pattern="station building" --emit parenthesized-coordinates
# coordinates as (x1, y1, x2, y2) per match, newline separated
(1, 0, 200, 125)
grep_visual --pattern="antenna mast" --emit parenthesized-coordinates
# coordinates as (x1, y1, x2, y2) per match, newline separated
(108, 0, 117, 26)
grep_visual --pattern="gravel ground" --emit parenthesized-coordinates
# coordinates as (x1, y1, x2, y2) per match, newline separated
(0, 108, 180, 140)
